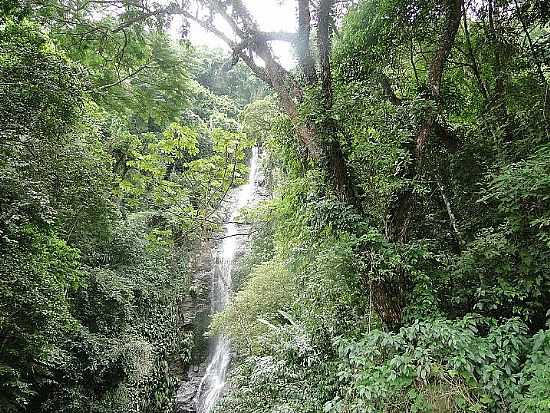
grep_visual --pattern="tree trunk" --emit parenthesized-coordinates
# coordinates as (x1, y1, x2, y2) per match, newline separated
(378, 0, 463, 328)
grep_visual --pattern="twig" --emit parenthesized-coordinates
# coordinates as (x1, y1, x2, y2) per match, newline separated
(210, 232, 253, 241)
(437, 177, 464, 247)
(94, 61, 152, 91)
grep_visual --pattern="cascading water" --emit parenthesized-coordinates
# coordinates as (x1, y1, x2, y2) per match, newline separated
(194, 147, 260, 413)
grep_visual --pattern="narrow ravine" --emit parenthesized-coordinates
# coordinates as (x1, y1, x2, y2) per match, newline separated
(194, 147, 260, 413)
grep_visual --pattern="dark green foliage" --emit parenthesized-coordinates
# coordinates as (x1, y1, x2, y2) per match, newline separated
(0, 18, 188, 411)
(191, 48, 268, 108)
(3, 0, 550, 411)
(212, 0, 550, 412)
(0, 4, 256, 409)
(0, 19, 84, 142)
(330, 317, 549, 412)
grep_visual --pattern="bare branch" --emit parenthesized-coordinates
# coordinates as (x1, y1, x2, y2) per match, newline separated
(93, 61, 152, 91)
(437, 177, 464, 247)
(211, 232, 253, 241)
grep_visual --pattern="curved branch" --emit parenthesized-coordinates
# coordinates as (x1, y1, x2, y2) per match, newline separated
(180, 8, 272, 85)
(417, 0, 462, 156)
(94, 61, 152, 91)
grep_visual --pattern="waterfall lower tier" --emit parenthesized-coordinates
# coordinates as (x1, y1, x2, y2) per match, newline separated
(191, 147, 260, 413)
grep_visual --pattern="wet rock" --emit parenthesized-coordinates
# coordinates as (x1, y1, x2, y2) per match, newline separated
(175, 149, 266, 412)
(176, 362, 208, 413)
(175, 377, 201, 413)
(175, 242, 213, 412)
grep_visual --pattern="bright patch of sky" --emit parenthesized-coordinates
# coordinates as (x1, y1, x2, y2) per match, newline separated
(172, 1, 297, 69)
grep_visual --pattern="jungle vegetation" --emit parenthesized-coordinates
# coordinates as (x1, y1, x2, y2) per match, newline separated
(1, 0, 549, 412)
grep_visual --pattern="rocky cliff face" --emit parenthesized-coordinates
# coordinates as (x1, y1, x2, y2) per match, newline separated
(175, 210, 249, 412)
(175, 149, 267, 413)
(175, 239, 213, 413)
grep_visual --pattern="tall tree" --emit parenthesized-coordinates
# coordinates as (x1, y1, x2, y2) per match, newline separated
(36, 0, 469, 327)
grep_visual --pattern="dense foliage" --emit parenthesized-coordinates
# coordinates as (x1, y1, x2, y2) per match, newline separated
(0, 4, 257, 411)
(2, 0, 549, 412)
(210, 1, 550, 412)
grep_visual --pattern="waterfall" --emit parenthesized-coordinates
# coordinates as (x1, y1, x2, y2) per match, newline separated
(194, 147, 260, 413)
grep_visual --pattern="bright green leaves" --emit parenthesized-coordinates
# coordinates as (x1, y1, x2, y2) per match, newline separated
(211, 127, 252, 157)
(52, 14, 191, 124)
(39, 233, 82, 293)
(239, 96, 281, 145)
(146, 228, 174, 251)
(126, 33, 191, 123)
(181, 128, 253, 231)
(120, 123, 197, 208)
(211, 259, 294, 354)
(329, 317, 532, 413)
(128, 152, 165, 178)
(333, 0, 406, 82)
(0, 229, 81, 411)
(481, 143, 550, 244)
(161, 122, 199, 157)
(1, 3, 262, 412)
(118, 120, 253, 233)
(513, 330, 550, 413)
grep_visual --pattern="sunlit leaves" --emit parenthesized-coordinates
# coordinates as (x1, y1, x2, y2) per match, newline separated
(329, 317, 533, 413)
(211, 128, 252, 157)
(161, 122, 199, 157)
(211, 259, 295, 354)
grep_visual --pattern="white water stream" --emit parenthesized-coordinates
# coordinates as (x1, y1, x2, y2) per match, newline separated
(194, 147, 260, 413)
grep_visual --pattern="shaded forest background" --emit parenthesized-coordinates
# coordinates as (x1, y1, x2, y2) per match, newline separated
(1, 0, 550, 412)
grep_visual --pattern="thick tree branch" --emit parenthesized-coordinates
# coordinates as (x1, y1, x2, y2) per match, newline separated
(379, 74, 460, 152)
(417, 0, 462, 157)
(223, 0, 305, 121)
(380, 74, 402, 106)
(260, 31, 297, 42)
(180, 7, 272, 85)
(427, 0, 463, 98)
(387, 0, 463, 245)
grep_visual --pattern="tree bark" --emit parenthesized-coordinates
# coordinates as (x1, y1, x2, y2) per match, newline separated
(417, 0, 462, 157)
(184, 0, 465, 328)
(314, 0, 357, 203)
(487, 0, 506, 108)
(317, 0, 334, 108)
(380, 0, 463, 328)
(297, 0, 318, 85)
